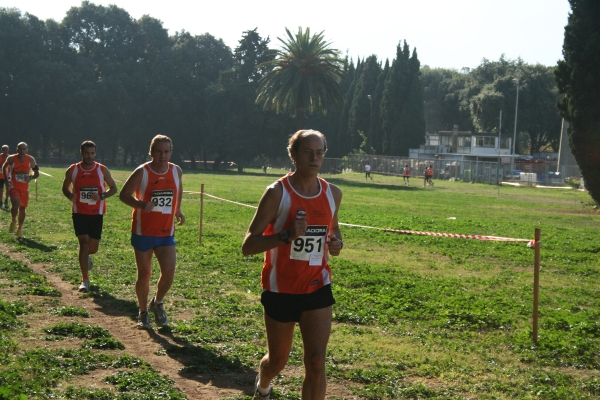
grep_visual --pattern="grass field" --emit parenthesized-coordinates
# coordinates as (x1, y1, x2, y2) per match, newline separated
(1, 165, 599, 399)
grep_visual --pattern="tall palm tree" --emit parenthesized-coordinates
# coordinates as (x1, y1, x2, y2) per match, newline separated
(256, 27, 345, 128)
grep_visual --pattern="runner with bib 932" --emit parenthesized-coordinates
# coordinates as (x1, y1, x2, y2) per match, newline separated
(119, 135, 185, 330)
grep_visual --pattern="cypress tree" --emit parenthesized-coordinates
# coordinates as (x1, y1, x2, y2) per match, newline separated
(372, 60, 389, 154)
(336, 59, 360, 156)
(381, 41, 425, 155)
(347, 55, 381, 152)
(556, 0, 600, 203)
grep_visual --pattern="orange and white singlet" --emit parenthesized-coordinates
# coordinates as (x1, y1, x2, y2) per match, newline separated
(0, 153, 8, 179)
(10, 154, 31, 191)
(262, 174, 337, 294)
(69, 162, 107, 215)
(131, 162, 180, 237)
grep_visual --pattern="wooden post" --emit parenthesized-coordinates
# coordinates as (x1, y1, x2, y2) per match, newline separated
(533, 227, 541, 344)
(199, 184, 204, 244)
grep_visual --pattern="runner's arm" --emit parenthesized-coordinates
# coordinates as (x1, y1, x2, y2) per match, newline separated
(119, 167, 154, 212)
(101, 168, 118, 199)
(61, 166, 75, 202)
(30, 157, 39, 180)
(242, 183, 285, 256)
(326, 184, 343, 256)
(175, 165, 185, 225)
(2, 155, 13, 181)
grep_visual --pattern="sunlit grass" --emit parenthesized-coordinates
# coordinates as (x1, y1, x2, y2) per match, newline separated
(1, 165, 599, 398)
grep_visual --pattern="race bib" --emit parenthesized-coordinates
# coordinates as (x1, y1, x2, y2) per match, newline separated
(79, 186, 98, 204)
(151, 190, 173, 214)
(15, 172, 28, 183)
(290, 225, 327, 266)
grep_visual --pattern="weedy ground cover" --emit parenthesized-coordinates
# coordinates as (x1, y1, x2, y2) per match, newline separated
(0, 165, 599, 399)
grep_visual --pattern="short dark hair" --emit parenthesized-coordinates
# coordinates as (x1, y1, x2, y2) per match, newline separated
(287, 130, 327, 161)
(80, 141, 97, 152)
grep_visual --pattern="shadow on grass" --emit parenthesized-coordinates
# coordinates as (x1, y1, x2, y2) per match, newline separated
(86, 287, 139, 317)
(136, 326, 256, 393)
(86, 287, 255, 392)
(16, 237, 58, 252)
(324, 176, 422, 191)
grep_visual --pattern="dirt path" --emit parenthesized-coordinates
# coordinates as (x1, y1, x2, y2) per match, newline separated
(0, 243, 251, 399)
(1, 243, 357, 399)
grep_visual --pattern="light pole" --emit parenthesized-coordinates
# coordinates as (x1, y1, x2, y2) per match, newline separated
(512, 78, 520, 156)
(497, 110, 502, 185)
(367, 95, 373, 154)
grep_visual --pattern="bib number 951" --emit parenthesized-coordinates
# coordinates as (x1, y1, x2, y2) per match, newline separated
(290, 225, 327, 266)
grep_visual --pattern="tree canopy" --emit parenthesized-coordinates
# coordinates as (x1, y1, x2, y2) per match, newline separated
(0, 4, 566, 168)
(255, 27, 345, 128)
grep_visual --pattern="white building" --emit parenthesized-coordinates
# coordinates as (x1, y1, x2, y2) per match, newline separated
(409, 127, 512, 162)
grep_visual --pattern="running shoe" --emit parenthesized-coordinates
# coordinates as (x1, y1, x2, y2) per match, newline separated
(137, 311, 152, 330)
(9, 221, 16, 233)
(88, 255, 93, 271)
(78, 280, 90, 293)
(149, 297, 168, 326)
(253, 375, 271, 400)
(16, 228, 22, 238)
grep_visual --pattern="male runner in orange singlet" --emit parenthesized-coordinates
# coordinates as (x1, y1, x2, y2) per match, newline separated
(2, 142, 39, 238)
(243, 129, 343, 400)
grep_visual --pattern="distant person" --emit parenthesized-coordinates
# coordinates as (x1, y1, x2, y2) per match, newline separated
(119, 135, 185, 330)
(62, 141, 118, 293)
(424, 164, 434, 187)
(0, 145, 9, 209)
(2, 142, 39, 238)
(403, 164, 410, 186)
(365, 162, 372, 181)
(242, 129, 343, 400)
(263, 160, 268, 175)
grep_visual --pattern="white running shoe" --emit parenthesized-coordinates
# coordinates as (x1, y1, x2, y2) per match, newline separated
(78, 280, 90, 293)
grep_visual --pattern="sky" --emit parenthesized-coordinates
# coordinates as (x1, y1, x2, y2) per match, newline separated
(1, 0, 571, 70)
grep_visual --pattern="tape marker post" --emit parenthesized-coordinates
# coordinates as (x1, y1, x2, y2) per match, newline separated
(193, 190, 534, 246)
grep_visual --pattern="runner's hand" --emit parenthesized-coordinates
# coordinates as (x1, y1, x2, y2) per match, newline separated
(289, 219, 307, 240)
(141, 201, 155, 212)
(327, 233, 342, 256)
(176, 210, 185, 226)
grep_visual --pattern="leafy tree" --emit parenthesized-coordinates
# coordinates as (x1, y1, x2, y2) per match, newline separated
(420, 67, 474, 133)
(556, 0, 600, 203)
(205, 29, 280, 172)
(468, 61, 561, 155)
(170, 31, 233, 167)
(63, 1, 140, 163)
(256, 27, 345, 129)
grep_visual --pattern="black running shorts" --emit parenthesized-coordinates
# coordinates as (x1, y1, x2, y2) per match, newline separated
(261, 284, 335, 323)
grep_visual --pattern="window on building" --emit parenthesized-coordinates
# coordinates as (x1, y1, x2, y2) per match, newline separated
(500, 137, 510, 149)
(441, 135, 452, 146)
(475, 136, 496, 148)
(428, 135, 439, 146)
(458, 136, 471, 147)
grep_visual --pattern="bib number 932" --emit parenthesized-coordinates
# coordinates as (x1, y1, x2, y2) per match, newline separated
(151, 190, 174, 214)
